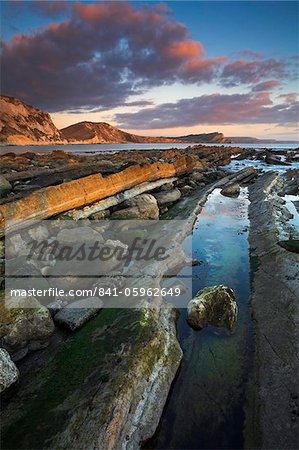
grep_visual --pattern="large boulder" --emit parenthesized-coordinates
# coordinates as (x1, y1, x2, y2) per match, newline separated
(111, 194, 159, 219)
(0, 348, 19, 392)
(221, 183, 241, 198)
(0, 296, 55, 360)
(53, 297, 103, 331)
(187, 285, 237, 331)
(0, 175, 12, 198)
(153, 189, 181, 206)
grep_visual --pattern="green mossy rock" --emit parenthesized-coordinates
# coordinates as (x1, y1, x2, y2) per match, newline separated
(187, 285, 237, 331)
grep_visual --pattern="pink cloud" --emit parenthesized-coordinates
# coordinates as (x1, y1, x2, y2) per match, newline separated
(222, 59, 286, 86)
(252, 80, 281, 92)
(1, 2, 225, 111)
(116, 92, 299, 128)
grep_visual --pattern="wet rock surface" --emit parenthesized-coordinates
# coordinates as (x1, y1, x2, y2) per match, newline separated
(187, 285, 237, 331)
(221, 182, 240, 197)
(0, 297, 55, 361)
(249, 173, 299, 449)
(0, 175, 12, 198)
(278, 239, 299, 254)
(53, 297, 104, 331)
(0, 348, 19, 393)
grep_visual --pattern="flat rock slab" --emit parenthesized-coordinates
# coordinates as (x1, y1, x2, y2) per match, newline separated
(53, 297, 103, 331)
(278, 239, 299, 254)
(0, 348, 19, 393)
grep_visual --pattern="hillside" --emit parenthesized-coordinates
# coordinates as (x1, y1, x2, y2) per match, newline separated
(60, 121, 178, 144)
(174, 132, 230, 143)
(0, 96, 64, 145)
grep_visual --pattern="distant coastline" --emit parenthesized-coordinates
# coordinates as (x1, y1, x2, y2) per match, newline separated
(1, 95, 297, 147)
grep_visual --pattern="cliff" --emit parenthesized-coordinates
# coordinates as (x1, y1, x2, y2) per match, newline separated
(60, 121, 177, 144)
(0, 96, 64, 145)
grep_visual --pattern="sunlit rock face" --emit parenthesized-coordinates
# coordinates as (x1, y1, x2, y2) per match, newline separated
(187, 285, 238, 331)
(0, 155, 199, 233)
(60, 121, 178, 144)
(0, 96, 64, 145)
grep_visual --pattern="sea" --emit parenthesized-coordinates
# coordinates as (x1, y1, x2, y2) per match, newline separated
(0, 142, 298, 156)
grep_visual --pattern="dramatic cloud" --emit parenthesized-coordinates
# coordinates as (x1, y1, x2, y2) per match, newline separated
(116, 93, 299, 128)
(221, 59, 286, 87)
(1, 2, 224, 112)
(252, 80, 281, 92)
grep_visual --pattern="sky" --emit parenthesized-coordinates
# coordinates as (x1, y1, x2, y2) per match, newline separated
(1, 0, 298, 140)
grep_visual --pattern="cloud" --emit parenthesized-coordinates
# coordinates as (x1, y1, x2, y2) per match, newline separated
(278, 93, 298, 103)
(1, 1, 223, 112)
(116, 92, 299, 128)
(252, 80, 281, 92)
(221, 59, 286, 87)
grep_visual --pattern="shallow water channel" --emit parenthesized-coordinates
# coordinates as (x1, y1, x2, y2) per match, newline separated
(146, 188, 254, 449)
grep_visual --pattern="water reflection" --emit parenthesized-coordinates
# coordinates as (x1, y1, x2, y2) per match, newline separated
(146, 188, 253, 449)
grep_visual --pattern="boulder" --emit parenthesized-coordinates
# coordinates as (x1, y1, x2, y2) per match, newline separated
(0, 348, 19, 393)
(160, 181, 175, 191)
(189, 172, 205, 183)
(54, 297, 103, 331)
(111, 194, 159, 219)
(153, 189, 181, 206)
(221, 183, 241, 198)
(181, 185, 193, 196)
(57, 226, 104, 244)
(187, 285, 237, 331)
(0, 296, 55, 360)
(0, 175, 12, 198)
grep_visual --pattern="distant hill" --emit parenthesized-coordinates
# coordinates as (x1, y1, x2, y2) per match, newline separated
(173, 132, 230, 143)
(174, 133, 298, 144)
(0, 96, 65, 145)
(60, 121, 177, 144)
(1, 95, 297, 146)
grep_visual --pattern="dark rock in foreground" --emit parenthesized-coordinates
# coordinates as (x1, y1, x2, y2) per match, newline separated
(0, 296, 55, 361)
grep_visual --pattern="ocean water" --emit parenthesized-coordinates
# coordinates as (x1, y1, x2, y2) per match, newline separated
(0, 142, 298, 156)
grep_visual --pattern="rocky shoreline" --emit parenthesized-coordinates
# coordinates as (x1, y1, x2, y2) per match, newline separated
(248, 173, 299, 448)
(0, 144, 298, 449)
